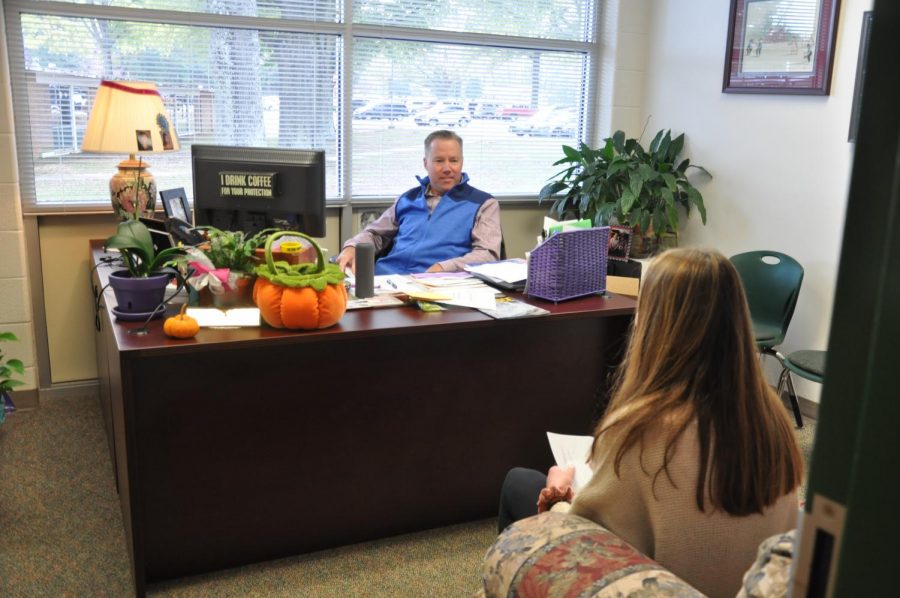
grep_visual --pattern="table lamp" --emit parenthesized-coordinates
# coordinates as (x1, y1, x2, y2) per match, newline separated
(81, 81, 180, 220)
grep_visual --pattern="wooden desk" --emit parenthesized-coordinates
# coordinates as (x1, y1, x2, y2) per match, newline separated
(90, 242, 635, 596)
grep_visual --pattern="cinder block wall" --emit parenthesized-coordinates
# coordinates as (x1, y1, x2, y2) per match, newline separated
(0, 5, 37, 394)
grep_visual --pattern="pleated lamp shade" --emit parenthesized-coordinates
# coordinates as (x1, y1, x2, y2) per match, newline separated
(82, 81, 180, 219)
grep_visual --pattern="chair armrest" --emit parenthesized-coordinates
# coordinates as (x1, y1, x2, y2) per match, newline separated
(482, 512, 703, 597)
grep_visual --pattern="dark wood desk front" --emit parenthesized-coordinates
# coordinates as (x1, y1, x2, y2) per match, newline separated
(90, 242, 636, 596)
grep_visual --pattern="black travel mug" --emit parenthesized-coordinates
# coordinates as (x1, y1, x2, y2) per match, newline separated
(355, 243, 375, 298)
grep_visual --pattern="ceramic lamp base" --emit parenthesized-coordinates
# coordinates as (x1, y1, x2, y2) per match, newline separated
(111, 155, 157, 220)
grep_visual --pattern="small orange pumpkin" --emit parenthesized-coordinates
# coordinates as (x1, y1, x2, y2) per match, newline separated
(252, 231, 347, 330)
(163, 304, 200, 339)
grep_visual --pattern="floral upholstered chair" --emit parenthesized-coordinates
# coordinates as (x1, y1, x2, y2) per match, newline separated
(479, 512, 701, 597)
(479, 512, 796, 598)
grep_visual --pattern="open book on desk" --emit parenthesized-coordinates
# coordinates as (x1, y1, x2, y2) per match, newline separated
(546, 431, 594, 491)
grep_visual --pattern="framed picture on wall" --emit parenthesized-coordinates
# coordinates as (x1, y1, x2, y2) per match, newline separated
(722, 0, 842, 95)
(848, 11, 873, 142)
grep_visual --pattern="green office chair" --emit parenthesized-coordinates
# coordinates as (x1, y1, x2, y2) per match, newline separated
(776, 350, 826, 422)
(730, 250, 805, 428)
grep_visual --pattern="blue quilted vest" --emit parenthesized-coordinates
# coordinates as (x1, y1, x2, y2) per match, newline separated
(376, 173, 491, 274)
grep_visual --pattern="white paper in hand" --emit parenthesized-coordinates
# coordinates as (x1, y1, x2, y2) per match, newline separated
(546, 432, 594, 491)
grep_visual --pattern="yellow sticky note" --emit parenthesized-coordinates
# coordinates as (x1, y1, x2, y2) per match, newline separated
(403, 290, 452, 302)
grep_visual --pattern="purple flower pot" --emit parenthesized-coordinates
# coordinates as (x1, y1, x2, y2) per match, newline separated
(108, 270, 171, 313)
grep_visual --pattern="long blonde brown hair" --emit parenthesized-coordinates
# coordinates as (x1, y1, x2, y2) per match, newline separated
(594, 248, 803, 515)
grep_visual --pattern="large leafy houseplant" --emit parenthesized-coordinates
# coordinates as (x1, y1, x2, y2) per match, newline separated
(539, 129, 710, 246)
(1, 331, 25, 424)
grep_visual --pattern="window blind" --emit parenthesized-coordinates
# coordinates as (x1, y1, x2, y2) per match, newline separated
(4, 0, 598, 212)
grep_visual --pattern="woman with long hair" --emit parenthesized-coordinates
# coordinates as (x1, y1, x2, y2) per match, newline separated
(497, 248, 803, 598)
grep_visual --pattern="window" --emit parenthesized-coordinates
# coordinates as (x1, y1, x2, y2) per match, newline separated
(4, 0, 597, 212)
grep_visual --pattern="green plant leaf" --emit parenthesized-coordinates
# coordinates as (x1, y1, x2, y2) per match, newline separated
(612, 130, 626, 153)
(607, 159, 629, 178)
(619, 188, 636, 214)
(686, 186, 707, 224)
(540, 179, 573, 200)
(649, 129, 664, 154)
(676, 158, 690, 173)
(5, 358, 24, 375)
(562, 145, 581, 162)
(0, 332, 17, 342)
(624, 138, 639, 155)
(628, 174, 643, 200)
(653, 208, 667, 237)
(667, 203, 679, 232)
(1, 379, 24, 392)
(688, 164, 713, 178)
(662, 173, 678, 192)
(639, 210, 651, 235)
(637, 163, 656, 182)
(668, 133, 685, 161)
(661, 186, 675, 208)
(598, 140, 613, 162)
(658, 130, 672, 161)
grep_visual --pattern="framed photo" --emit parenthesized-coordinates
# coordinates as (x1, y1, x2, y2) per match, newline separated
(607, 226, 633, 262)
(723, 0, 841, 95)
(848, 11, 873, 142)
(359, 209, 381, 231)
(159, 187, 191, 223)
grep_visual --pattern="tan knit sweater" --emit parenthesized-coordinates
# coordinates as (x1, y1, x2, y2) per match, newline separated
(568, 420, 799, 598)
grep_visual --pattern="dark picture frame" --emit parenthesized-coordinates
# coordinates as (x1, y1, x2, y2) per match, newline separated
(848, 11, 873, 142)
(159, 187, 191, 223)
(723, 0, 842, 95)
(607, 225, 633, 262)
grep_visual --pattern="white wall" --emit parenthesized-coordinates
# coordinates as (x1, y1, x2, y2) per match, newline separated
(639, 0, 872, 401)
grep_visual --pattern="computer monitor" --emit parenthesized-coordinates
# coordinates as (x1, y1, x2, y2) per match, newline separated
(191, 145, 326, 237)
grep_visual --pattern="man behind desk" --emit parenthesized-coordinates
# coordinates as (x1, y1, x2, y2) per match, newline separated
(337, 130, 501, 274)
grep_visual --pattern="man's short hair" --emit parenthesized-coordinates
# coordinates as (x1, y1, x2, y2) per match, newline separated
(424, 130, 463, 155)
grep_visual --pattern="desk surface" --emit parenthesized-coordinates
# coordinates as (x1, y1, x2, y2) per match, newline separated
(91, 241, 636, 596)
(91, 241, 636, 353)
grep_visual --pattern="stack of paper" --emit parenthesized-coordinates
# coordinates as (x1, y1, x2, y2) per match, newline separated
(546, 432, 594, 491)
(464, 259, 528, 285)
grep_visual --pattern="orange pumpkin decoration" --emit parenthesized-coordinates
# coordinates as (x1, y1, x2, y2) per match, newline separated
(163, 304, 200, 339)
(252, 231, 347, 330)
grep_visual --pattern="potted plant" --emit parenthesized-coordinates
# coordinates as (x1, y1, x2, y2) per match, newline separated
(104, 219, 186, 317)
(539, 129, 710, 257)
(0, 331, 25, 424)
(182, 227, 276, 308)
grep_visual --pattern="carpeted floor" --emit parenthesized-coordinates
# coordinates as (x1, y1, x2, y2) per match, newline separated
(0, 394, 816, 596)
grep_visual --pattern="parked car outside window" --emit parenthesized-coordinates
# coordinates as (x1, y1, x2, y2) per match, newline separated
(509, 107, 578, 137)
(353, 101, 410, 120)
(499, 104, 536, 120)
(413, 105, 471, 127)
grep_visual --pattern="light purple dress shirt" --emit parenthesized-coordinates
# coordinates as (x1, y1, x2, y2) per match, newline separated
(343, 188, 502, 272)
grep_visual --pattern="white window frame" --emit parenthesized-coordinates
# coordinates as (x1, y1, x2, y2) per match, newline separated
(4, 0, 602, 214)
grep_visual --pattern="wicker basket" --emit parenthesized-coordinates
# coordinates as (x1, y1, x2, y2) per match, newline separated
(525, 227, 609, 302)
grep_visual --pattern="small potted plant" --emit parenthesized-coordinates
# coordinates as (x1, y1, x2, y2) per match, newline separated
(104, 219, 186, 317)
(0, 331, 25, 424)
(182, 227, 276, 308)
(539, 129, 710, 257)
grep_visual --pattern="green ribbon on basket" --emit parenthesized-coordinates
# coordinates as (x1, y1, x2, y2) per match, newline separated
(253, 230, 345, 291)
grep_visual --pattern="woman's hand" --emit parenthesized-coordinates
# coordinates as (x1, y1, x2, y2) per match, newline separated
(546, 465, 575, 490)
(537, 465, 575, 513)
